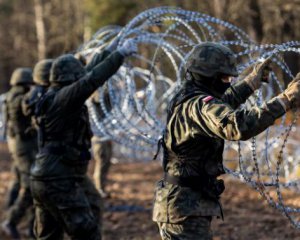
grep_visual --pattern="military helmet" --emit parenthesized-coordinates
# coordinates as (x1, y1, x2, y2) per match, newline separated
(33, 59, 53, 86)
(50, 54, 86, 83)
(10, 68, 33, 86)
(186, 42, 238, 78)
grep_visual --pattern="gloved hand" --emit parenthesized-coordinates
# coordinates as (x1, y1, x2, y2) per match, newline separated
(243, 57, 272, 90)
(276, 73, 300, 111)
(118, 39, 138, 57)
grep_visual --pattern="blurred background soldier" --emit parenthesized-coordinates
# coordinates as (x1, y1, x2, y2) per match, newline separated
(2, 68, 36, 239)
(30, 38, 137, 240)
(90, 83, 113, 198)
(152, 42, 300, 239)
(22, 59, 53, 129)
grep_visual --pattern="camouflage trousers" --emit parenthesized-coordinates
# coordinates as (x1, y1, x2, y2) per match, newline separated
(92, 139, 112, 192)
(6, 172, 34, 227)
(157, 216, 213, 240)
(6, 137, 36, 228)
(31, 176, 102, 240)
(5, 166, 21, 209)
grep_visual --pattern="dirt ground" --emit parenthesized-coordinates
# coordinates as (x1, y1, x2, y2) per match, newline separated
(0, 143, 300, 240)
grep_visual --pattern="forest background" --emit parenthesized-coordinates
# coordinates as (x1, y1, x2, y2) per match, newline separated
(0, 0, 299, 91)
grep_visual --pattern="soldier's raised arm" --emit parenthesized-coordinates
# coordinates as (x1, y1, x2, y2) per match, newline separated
(220, 80, 253, 109)
(84, 34, 121, 71)
(50, 38, 137, 113)
(221, 58, 272, 109)
(192, 73, 300, 141)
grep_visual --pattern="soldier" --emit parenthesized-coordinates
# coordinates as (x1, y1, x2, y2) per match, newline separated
(152, 42, 300, 239)
(90, 85, 113, 198)
(22, 59, 53, 125)
(30, 38, 137, 240)
(3, 59, 51, 213)
(2, 68, 37, 239)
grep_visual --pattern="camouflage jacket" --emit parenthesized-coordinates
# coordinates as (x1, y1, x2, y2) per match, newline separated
(5, 86, 35, 140)
(30, 50, 124, 180)
(153, 80, 286, 223)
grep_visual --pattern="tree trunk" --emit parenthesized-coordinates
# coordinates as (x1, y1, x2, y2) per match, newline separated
(34, 0, 46, 60)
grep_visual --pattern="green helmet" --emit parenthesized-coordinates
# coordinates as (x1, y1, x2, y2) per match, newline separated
(10, 68, 33, 86)
(33, 59, 53, 86)
(186, 42, 238, 78)
(50, 54, 86, 83)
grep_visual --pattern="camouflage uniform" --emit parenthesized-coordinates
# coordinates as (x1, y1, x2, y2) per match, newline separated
(90, 87, 112, 196)
(3, 68, 37, 237)
(22, 59, 53, 130)
(30, 49, 124, 240)
(8, 59, 53, 237)
(4, 166, 21, 209)
(153, 43, 286, 239)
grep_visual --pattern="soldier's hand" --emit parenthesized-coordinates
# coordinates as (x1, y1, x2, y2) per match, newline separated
(277, 73, 300, 111)
(244, 57, 272, 91)
(118, 39, 138, 57)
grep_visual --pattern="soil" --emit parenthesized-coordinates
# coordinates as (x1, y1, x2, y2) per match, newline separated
(0, 143, 299, 240)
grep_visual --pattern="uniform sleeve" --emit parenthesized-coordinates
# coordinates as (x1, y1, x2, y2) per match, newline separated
(221, 80, 253, 109)
(53, 50, 124, 113)
(22, 88, 38, 117)
(22, 94, 31, 116)
(85, 50, 112, 72)
(190, 96, 286, 141)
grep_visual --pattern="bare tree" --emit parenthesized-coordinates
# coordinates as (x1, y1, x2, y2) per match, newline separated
(34, 0, 46, 60)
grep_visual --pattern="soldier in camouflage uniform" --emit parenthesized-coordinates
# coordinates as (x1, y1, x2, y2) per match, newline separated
(152, 42, 300, 239)
(91, 87, 113, 198)
(22, 59, 53, 125)
(30, 39, 137, 240)
(4, 60, 52, 215)
(2, 68, 37, 239)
